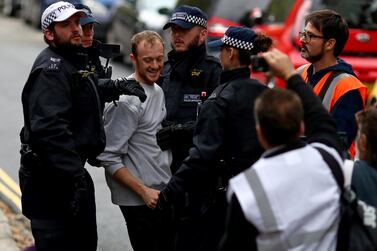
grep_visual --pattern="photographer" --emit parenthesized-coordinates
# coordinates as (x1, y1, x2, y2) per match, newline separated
(157, 26, 272, 251)
(220, 48, 342, 251)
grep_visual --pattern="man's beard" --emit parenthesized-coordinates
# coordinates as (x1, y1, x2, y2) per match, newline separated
(187, 34, 200, 50)
(302, 44, 325, 63)
(171, 34, 201, 52)
(52, 31, 81, 50)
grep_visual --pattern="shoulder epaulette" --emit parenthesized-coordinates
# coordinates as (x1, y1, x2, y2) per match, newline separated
(45, 57, 62, 72)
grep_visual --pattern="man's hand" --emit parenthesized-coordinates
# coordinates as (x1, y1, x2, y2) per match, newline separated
(141, 187, 160, 209)
(114, 78, 147, 102)
(261, 48, 296, 81)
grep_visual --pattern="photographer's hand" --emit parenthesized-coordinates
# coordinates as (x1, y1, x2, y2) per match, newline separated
(261, 49, 296, 81)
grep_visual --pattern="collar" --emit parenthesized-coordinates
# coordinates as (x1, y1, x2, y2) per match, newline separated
(167, 44, 207, 73)
(306, 58, 355, 87)
(262, 141, 306, 158)
(50, 45, 87, 70)
(220, 67, 250, 84)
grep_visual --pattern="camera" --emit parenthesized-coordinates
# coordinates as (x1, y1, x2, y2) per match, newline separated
(250, 55, 269, 72)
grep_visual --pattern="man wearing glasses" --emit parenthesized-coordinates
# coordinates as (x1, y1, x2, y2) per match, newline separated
(297, 9, 367, 158)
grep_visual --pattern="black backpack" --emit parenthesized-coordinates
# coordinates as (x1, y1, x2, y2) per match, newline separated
(315, 147, 377, 251)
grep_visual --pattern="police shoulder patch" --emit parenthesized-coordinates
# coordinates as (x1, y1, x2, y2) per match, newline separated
(191, 69, 203, 77)
(46, 57, 62, 71)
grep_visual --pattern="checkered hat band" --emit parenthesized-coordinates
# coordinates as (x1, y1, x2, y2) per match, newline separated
(221, 35, 254, 50)
(42, 12, 57, 30)
(171, 14, 207, 28)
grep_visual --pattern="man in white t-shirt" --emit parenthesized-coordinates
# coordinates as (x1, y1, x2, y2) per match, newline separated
(98, 30, 173, 251)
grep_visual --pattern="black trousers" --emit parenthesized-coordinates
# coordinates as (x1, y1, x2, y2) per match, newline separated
(31, 172, 97, 251)
(174, 190, 227, 251)
(120, 205, 174, 251)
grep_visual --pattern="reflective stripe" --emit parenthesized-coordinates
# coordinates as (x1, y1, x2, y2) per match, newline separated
(244, 168, 278, 231)
(322, 73, 350, 110)
(258, 222, 338, 251)
(244, 167, 339, 251)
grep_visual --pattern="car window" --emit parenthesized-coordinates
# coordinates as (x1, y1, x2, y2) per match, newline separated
(209, 0, 268, 23)
(262, 0, 296, 23)
(138, 0, 177, 11)
(176, 0, 268, 23)
(311, 0, 377, 30)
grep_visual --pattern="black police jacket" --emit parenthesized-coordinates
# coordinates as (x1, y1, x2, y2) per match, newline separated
(159, 44, 221, 124)
(163, 67, 267, 200)
(19, 46, 112, 218)
(158, 44, 221, 172)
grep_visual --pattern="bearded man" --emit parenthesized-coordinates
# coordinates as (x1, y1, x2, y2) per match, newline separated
(18, 2, 145, 250)
(297, 9, 367, 158)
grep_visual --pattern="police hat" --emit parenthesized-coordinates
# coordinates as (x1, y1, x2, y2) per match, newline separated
(163, 5, 207, 30)
(74, 3, 100, 26)
(41, 1, 86, 31)
(208, 26, 256, 51)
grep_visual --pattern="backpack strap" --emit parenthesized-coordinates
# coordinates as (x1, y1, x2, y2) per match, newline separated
(343, 159, 354, 187)
(314, 146, 344, 191)
(317, 71, 343, 101)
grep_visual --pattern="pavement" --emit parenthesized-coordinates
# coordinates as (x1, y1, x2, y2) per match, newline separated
(0, 208, 20, 251)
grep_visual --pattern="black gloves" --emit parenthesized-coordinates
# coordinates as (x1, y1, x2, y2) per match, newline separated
(114, 78, 147, 102)
(156, 189, 170, 210)
(157, 121, 196, 150)
(70, 174, 89, 217)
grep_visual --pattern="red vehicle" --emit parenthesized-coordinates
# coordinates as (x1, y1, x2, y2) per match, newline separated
(203, 0, 377, 89)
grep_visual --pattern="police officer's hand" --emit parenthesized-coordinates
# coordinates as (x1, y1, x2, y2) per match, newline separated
(156, 120, 176, 151)
(156, 189, 170, 210)
(156, 121, 196, 150)
(156, 126, 174, 151)
(114, 78, 147, 102)
(70, 175, 89, 217)
(261, 48, 296, 81)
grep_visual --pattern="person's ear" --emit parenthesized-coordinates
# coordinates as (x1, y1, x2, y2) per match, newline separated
(229, 47, 236, 60)
(199, 28, 207, 44)
(129, 53, 136, 65)
(256, 125, 269, 150)
(299, 121, 305, 136)
(325, 38, 336, 51)
(359, 132, 368, 156)
(44, 29, 54, 42)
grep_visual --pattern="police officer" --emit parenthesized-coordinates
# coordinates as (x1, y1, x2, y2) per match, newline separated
(74, 3, 114, 80)
(19, 2, 146, 251)
(157, 26, 272, 251)
(157, 5, 222, 173)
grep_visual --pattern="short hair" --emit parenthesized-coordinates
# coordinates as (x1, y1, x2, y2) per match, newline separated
(236, 33, 273, 65)
(356, 108, 377, 166)
(304, 9, 349, 57)
(43, 23, 56, 45)
(131, 30, 164, 57)
(254, 88, 303, 146)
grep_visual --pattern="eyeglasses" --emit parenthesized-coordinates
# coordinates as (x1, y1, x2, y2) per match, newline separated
(298, 31, 326, 42)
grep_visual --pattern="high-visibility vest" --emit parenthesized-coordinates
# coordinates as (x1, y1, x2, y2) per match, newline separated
(297, 64, 368, 157)
(229, 143, 341, 251)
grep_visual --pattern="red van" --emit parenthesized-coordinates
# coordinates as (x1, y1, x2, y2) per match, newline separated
(253, 0, 377, 89)
(198, 0, 377, 93)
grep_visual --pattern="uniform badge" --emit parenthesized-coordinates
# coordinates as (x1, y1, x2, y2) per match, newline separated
(184, 94, 200, 102)
(47, 57, 61, 71)
(191, 69, 203, 77)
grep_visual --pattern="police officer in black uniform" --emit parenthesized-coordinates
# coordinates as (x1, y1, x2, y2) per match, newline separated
(74, 3, 116, 80)
(157, 5, 221, 173)
(19, 2, 146, 251)
(157, 26, 272, 251)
